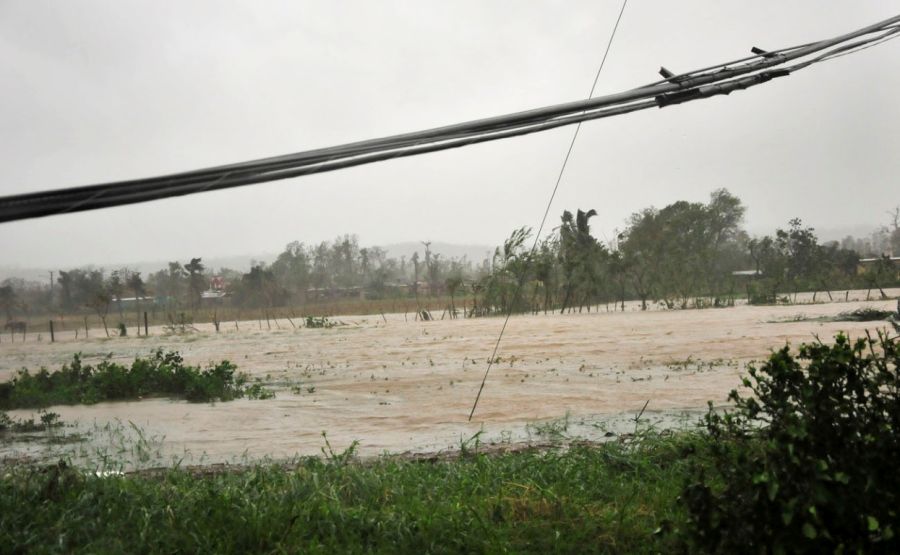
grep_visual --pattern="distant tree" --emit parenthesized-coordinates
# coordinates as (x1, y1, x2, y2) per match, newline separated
(607, 250, 628, 311)
(776, 219, 820, 301)
(127, 272, 146, 331)
(85, 277, 112, 337)
(271, 241, 311, 304)
(155, 262, 187, 309)
(558, 209, 603, 312)
(888, 206, 900, 255)
(619, 209, 660, 310)
(0, 283, 18, 321)
(748, 236, 787, 303)
(482, 227, 531, 314)
(445, 274, 463, 318)
(532, 237, 559, 314)
(410, 252, 421, 307)
(184, 258, 206, 312)
(108, 270, 126, 319)
(57, 270, 73, 312)
(237, 265, 286, 312)
(864, 255, 893, 300)
(427, 253, 442, 297)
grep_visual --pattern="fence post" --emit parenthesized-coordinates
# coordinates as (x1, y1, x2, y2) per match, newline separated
(144, 312, 149, 336)
(49, 320, 55, 342)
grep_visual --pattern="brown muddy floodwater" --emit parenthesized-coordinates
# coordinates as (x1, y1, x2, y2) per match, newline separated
(2, 290, 897, 468)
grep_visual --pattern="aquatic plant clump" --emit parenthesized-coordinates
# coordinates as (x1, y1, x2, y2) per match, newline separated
(0, 350, 273, 409)
(834, 307, 896, 322)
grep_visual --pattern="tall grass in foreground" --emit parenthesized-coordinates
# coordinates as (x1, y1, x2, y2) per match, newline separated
(0, 433, 700, 554)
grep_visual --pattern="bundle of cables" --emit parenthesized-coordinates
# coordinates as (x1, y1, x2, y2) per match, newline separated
(1, 14, 898, 223)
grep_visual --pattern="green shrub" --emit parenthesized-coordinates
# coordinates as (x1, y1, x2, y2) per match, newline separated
(0, 350, 273, 409)
(834, 307, 894, 322)
(304, 316, 340, 329)
(680, 332, 899, 553)
(0, 409, 63, 433)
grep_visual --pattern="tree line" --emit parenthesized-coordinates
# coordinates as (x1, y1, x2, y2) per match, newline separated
(478, 191, 898, 315)
(1, 191, 898, 323)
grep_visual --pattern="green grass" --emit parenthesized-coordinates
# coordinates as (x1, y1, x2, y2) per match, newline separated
(0, 350, 274, 409)
(0, 432, 703, 554)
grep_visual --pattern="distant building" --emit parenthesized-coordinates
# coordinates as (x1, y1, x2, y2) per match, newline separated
(209, 276, 226, 291)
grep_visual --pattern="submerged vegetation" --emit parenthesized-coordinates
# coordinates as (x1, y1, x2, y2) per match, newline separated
(0, 409, 63, 434)
(304, 315, 342, 329)
(0, 350, 273, 409)
(834, 307, 897, 321)
(1, 332, 896, 552)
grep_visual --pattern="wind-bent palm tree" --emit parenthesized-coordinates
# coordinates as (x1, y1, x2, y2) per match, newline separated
(184, 258, 205, 312)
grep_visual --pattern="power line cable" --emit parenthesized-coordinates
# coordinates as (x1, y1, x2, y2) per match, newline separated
(468, 0, 629, 421)
(1, 14, 898, 223)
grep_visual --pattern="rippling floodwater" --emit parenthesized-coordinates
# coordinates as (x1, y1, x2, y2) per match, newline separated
(2, 290, 897, 468)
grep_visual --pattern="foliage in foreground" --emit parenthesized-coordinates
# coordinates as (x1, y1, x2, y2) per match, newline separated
(0, 434, 701, 554)
(681, 331, 899, 553)
(0, 350, 273, 410)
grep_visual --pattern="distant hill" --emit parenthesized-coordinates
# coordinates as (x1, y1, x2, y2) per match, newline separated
(0, 253, 280, 284)
(0, 243, 494, 284)
(815, 225, 879, 243)
(380, 242, 494, 263)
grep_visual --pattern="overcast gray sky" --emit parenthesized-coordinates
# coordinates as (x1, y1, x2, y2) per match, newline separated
(1, 1, 898, 269)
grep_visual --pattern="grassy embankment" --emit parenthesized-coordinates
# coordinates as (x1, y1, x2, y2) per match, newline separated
(1, 431, 700, 553)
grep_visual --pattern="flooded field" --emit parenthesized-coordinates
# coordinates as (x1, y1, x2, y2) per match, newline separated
(2, 290, 897, 467)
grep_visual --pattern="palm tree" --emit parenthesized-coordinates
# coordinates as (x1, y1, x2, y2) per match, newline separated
(0, 284, 17, 321)
(559, 209, 598, 312)
(184, 258, 205, 312)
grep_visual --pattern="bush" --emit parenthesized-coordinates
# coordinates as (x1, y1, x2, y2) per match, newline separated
(680, 332, 899, 553)
(304, 316, 340, 329)
(0, 350, 273, 409)
(0, 409, 63, 433)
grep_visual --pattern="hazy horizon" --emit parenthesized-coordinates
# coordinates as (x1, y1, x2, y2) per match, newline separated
(0, 217, 886, 283)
